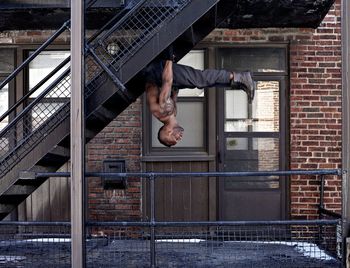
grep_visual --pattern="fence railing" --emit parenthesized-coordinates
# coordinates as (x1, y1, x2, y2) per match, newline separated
(6, 169, 341, 267)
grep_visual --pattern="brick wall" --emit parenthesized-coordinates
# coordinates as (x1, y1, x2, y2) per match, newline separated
(87, 100, 142, 221)
(203, 0, 342, 220)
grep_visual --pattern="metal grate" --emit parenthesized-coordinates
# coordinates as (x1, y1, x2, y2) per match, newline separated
(86, 0, 191, 96)
(0, 223, 71, 267)
(85, 222, 341, 267)
(0, 222, 340, 267)
(0, 70, 71, 177)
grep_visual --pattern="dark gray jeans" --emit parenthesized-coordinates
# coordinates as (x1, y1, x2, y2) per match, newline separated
(143, 60, 231, 89)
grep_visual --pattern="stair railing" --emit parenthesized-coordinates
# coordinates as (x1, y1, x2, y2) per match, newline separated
(0, 0, 132, 174)
(0, 0, 112, 126)
(0, 0, 192, 178)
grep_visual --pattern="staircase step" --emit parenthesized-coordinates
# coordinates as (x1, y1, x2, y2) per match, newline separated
(50, 145, 70, 158)
(95, 105, 118, 121)
(38, 145, 70, 167)
(0, 203, 16, 214)
(2, 185, 36, 196)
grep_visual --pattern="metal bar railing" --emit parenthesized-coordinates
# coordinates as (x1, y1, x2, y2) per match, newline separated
(34, 169, 342, 178)
(94, 0, 146, 45)
(13, 169, 344, 267)
(0, 1, 132, 175)
(0, 219, 339, 227)
(0, 0, 106, 120)
(0, 56, 70, 124)
(0, 21, 70, 92)
(87, 0, 137, 45)
(86, 219, 340, 227)
(0, 68, 70, 139)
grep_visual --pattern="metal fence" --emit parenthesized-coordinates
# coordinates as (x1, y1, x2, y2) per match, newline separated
(0, 169, 341, 267)
(0, 220, 340, 267)
(86, 220, 341, 268)
(0, 222, 71, 267)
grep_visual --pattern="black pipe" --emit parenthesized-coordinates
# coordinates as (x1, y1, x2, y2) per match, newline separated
(86, 219, 340, 227)
(0, 221, 70, 226)
(0, 219, 339, 227)
(34, 169, 342, 178)
(150, 174, 156, 268)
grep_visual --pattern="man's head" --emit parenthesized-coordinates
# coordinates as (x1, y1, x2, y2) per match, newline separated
(158, 124, 184, 147)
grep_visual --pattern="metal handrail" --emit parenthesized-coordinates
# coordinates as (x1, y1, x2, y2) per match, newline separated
(0, 0, 191, 177)
(0, 68, 70, 139)
(34, 169, 342, 178)
(0, 1, 131, 139)
(0, 56, 70, 124)
(0, 219, 340, 227)
(0, 0, 104, 118)
(94, 0, 146, 45)
(0, 21, 70, 92)
(87, 0, 134, 43)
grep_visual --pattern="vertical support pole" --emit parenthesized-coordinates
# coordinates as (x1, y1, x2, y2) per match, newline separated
(320, 175, 325, 208)
(71, 0, 85, 267)
(150, 174, 156, 268)
(342, 0, 350, 265)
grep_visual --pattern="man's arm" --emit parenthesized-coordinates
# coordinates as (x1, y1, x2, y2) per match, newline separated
(171, 88, 179, 116)
(145, 83, 160, 115)
(159, 60, 173, 106)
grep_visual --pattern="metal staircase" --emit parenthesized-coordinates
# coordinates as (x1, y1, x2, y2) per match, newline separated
(0, 0, 236, 219)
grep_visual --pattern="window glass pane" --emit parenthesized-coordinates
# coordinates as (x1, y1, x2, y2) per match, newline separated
(226, 137, 248, 150)
(0, 49, 14, 74)
(224, 138, 280, 189)
(177, 50, 205, 97)
(225, 81, 279, 132)
(218, 47, 286, 73)
(0, 83, 9, 157)
(225, 90, 248, 132)
(252, 81, 280, 131)
(29, 51, 70, 98)
(0, 83, 8, 124)
(152, 101, 204, 148)
(225, 90, 247, 119)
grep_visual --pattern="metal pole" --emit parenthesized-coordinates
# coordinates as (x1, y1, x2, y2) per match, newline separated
(342, 0, 350, 265)
(71, 0, 85, 266)
(319, 175, 325, 218)
(150, 174, 156, 268)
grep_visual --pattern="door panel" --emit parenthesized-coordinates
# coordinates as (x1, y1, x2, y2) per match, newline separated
(218, 76, 287, 221)
(146, 161, 209, 221)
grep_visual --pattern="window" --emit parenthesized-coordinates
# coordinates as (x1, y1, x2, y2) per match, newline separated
(144, 50, 207, 154)
(0, 48, 15, 158)
(27, 50, 70, 131)
(28, 51, 70, 98)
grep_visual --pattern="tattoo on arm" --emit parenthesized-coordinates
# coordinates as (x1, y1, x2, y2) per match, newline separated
(159, 60, 173, 105)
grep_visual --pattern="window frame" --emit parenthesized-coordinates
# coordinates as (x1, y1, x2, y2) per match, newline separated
(142, 49, 210, 159)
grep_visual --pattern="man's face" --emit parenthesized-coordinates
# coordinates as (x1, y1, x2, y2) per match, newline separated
(160, 125, 184, 147)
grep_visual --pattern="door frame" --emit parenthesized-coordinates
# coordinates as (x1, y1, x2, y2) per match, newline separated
(214, 45, 290, 220)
